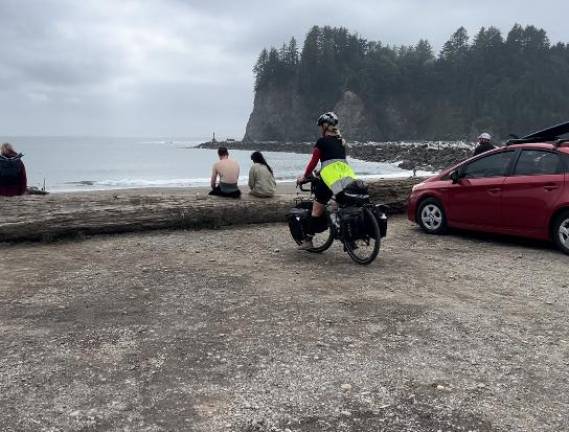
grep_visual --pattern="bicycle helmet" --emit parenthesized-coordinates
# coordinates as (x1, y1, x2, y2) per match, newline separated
(317, 112, 339, 127)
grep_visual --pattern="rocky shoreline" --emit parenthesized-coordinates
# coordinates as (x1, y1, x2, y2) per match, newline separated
(198, 140, 475, 171)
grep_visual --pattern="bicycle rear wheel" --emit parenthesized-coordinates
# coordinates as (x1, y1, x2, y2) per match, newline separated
(344, 207, 380, 265)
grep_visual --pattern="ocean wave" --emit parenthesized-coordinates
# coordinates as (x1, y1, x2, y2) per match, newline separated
(57, 169, 432, 192)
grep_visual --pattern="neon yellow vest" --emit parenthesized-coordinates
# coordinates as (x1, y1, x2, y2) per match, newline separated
(320, 160, 357, 195)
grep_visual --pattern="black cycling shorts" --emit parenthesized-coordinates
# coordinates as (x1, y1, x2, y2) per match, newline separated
(313, 178, 333, 204)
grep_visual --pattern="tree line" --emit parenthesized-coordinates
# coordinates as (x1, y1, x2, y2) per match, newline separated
(253, 25, 569, 141)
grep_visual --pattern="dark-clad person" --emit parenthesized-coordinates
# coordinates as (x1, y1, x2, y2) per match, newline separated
(473, 132, 495, 156)
(209, 146, 241, 198)
(0, 143, 27, 197)
(248, 151, 276, 198)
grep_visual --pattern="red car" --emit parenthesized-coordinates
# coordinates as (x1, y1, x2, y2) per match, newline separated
(408, 123, 569, 255)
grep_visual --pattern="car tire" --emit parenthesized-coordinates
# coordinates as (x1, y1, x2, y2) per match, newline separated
(417, 198, 447, 235)
(552, 210, 569, 255)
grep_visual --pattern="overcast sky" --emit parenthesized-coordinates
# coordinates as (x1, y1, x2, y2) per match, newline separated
(0, 0, 567, 138)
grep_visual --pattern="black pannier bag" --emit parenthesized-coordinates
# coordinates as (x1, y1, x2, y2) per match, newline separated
(287, 200, 329, 242)
(365, 204, 388, 239)
(339, 204, 388, 241)
(339, 206, 368, 241)
(336, 180, 370, 207)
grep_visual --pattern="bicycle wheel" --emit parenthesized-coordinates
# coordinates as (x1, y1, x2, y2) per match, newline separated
(344, 207, 380, 265)
(307, 214, 334, 253)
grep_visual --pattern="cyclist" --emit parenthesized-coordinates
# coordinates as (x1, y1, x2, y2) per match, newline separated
(296, 112, 357, 250)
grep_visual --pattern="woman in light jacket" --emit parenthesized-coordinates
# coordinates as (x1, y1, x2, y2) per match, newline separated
(248, 151, 276, 198)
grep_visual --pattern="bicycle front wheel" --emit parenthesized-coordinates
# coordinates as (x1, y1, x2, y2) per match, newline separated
(344, 207, 380, 265)
(307, 215, 334, 253)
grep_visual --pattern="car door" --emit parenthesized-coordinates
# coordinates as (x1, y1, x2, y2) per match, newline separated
(501, 149, 565, 232)
(445, 150, 515, 228)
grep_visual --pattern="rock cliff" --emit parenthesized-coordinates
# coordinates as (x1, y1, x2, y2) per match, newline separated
(243, 86, 379, 143)
(243, 83, 312, 143)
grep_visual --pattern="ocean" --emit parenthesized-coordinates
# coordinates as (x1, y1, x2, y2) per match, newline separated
(0, 136, 422, 192)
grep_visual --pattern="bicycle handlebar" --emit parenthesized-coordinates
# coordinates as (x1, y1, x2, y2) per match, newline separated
(297, 175, 316, 192)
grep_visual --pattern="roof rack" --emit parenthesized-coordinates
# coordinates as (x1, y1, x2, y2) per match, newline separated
(505, 137, 554, 146)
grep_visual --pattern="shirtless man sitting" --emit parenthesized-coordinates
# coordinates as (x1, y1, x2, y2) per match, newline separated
(209, 147, 241, 198)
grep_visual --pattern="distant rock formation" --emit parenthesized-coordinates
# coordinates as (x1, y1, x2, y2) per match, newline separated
(243, 83, 311, 143)
(243, 85, 380, 143)
(333, 91, 379, 141)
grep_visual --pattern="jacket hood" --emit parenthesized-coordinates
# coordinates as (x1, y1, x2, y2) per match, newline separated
(0, 153, 23, 161)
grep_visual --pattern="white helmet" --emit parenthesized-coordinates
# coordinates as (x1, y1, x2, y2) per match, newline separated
(478, 132, 492, 141)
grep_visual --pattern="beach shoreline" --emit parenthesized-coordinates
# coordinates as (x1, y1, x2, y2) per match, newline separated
(39, 181, 300, 197)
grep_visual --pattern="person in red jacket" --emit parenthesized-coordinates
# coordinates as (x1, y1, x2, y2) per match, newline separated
(0, 143, 27, 197)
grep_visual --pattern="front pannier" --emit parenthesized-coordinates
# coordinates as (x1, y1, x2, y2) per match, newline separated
(287, 200, 329, 242)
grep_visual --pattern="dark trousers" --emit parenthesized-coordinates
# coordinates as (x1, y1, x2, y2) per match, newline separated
(209, 186, 241, 199)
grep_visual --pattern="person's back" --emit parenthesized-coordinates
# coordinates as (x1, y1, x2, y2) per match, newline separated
(249, 163, 276, 197)
(0, 143, 27, 197)
(209, 146, 241, 198)
(213, 158, 240, 185)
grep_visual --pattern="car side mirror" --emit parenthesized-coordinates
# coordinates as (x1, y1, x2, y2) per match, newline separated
(450, 170, 462, 184)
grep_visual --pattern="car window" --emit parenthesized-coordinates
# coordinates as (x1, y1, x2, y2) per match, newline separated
(562, 153, 569, 173)
(462, 152, 513, 179)
(514, 150, 562, 176)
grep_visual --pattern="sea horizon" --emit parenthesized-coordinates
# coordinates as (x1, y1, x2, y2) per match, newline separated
(1, 135, 429, 193)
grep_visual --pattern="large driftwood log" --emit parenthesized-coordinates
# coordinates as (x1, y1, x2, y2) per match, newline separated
(0, 178, 424, 242)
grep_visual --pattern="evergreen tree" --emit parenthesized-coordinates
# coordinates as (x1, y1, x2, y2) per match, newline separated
(252, 24, 569, 141)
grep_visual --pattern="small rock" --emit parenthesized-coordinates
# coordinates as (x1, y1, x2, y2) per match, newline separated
(341, 383, 352, 392)
(436, 385, 446, 391)
(340, 410, 352, 416)
(273, 248, 280, 253)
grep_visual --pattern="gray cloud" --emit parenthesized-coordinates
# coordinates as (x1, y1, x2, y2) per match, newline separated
(0, 0, 567, 137)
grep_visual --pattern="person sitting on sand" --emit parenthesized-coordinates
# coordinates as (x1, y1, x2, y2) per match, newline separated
(248, 151, 276, 198)
(0, 143, 27, 197)
(209, 146, 241, 198)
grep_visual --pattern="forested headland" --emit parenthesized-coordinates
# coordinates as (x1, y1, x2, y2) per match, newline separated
(244, 24, 569, 143)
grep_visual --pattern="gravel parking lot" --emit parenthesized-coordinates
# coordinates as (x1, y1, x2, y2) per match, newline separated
(1, 216, 568, 431)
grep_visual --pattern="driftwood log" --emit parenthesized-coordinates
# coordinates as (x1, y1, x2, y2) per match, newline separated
(0, 178, 424, 243)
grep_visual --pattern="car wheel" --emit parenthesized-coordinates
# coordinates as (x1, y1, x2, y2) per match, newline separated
(417, 198, 447, 234)
(553, 210, 569, 255)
